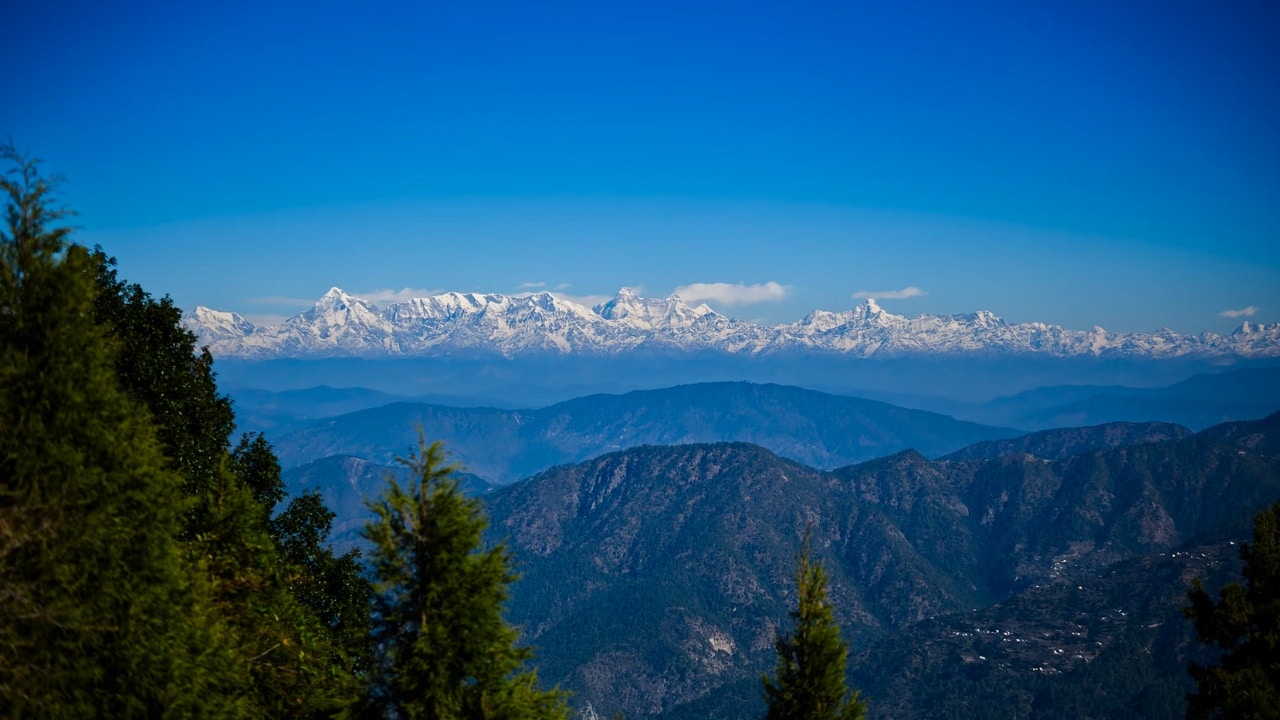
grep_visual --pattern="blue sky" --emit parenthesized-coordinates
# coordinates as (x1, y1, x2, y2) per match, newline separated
(6, 0, 1278, 333)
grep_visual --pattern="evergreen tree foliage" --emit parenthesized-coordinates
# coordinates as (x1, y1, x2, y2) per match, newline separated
(361, 437, 568, 719)
(232, 432, 288, 520)
(1184, 501, 1280, 720)
(90, 246, 235, 533)
(1, 144, 372, 717)
(89, 242, 372, 715)
(0, 144, 244, 717)
(763, 529, 867, 720)
(273, 487, 373, 675)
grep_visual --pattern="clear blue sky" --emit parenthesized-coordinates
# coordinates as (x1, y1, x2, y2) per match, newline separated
(6, 0, 1278, 333)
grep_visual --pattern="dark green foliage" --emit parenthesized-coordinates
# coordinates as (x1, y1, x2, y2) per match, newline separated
(91, 247, 235, 512)
(1185, 502, 1280, 720)
(87, 219, 373, 715)
(362, 438, 568, 719)
(273, 488, 373, 673)
(1, 145, 373, 717)
(0, 144, 244, 717)
(188, 430, 368, 716)
(232, 432, 287, 522)
(764, 530, 867, 720)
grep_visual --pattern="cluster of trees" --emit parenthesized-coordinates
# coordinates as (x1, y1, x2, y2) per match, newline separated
(0, 146, 568, 719)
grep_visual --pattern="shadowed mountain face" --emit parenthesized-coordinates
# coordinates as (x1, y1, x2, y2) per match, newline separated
(852, 540, 1238, 720)
(271, 382, 1018, 482)
(483, 413, 1280, 719)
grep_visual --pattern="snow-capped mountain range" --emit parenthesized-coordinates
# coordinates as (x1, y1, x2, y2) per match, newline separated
(183, 287, 1280, 360)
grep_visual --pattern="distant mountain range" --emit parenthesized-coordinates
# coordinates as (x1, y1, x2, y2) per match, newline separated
(186, 287, 1280, 360)
(481, 413, 1280, 718)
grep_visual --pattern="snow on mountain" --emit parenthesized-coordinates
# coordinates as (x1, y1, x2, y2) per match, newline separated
(184, 288, 1280, 361)
(182, 307, 257, 343)
(593, 287, 720, 330)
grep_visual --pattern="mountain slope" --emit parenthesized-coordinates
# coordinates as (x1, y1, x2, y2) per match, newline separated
(487, 443, 978, 717)
(482, 414, 1280, 718)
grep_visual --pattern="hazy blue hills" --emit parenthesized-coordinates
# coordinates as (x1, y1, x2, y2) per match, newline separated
(229, 384, 517, 435)
(481, 413, 1280, 718)
(939, 420, 1192, 462)
(213, 351, 1280, 415)
(270, 381, 1019, 483)
(228, 366, 1280, 445)
(932, 365, 1280, 431)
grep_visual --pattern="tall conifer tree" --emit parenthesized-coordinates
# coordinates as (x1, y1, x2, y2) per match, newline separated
(763, 529, 867, 720)
(361, 437, 568, 719)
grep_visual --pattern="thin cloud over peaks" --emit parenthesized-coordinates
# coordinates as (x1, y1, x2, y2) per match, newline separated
(358, 288, 443, 304)
(518, 282, 614, 308)
(1220, 306, 1259, 319)
(550, 292, 615, 308)
(851, 286, 927, 300)
(672, 281, 790, 306)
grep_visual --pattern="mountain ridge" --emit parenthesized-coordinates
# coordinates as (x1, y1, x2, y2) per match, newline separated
(481, 412, 1280, 718)
(185, 287, 1280, 360)
(270, 381, 1019, 482)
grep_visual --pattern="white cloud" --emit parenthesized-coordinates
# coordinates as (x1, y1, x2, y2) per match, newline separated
(357, 287, 443, 304)
(851, 286, 927, 300)
(517, 281, 547, 290)
(671, 281, 791, 306)
(1220, 306, 1259, 319)
(550, 292, 615, 308)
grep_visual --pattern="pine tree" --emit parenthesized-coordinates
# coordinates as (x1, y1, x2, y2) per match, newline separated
(0, 144, 244, 717)
(361, 437, 569, 719)
(1184, 501, 1280, 720)
(763, 529, 867, 720)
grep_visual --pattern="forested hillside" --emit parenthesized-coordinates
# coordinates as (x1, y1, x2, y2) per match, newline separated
(485, 416, 1280, 718)
(0, 147, 565, 718)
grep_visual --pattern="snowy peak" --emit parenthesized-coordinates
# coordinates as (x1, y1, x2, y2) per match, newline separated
(184, 306, 256, 341)
(594, 288, 723, 330)
(849, 298, 904, 325)
(183, 288, 1280, 360)
(301, 287, 381, 322)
